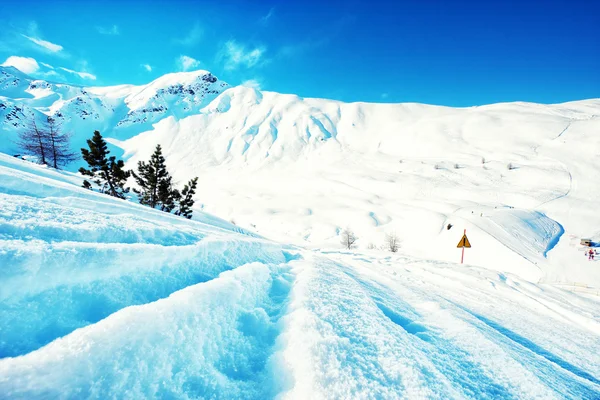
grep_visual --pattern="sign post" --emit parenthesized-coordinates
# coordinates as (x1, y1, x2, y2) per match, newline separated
(457, 229, 471, 264)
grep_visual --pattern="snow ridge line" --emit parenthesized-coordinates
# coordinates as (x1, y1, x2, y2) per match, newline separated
(0, 237, 289, 358)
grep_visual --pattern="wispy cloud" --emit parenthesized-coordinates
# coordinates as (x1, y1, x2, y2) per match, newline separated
(141, 63, 152, 72)
(21, 34, 63, 52)
(177, 55, 200, 71)
(220, 40, 266, 70)
(174, 23, 202, 46)
(1, 55, 40, 74)
(96, 25, 120, 35)
(241, 79, 262, 90)
(259, 8, 275, 25)
(59, 66, 97, 80)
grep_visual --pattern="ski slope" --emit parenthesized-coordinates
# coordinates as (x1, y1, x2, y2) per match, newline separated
(117, 87, 600, 287)
(2, 66, 599, 289)
(1, 66, 600, 398)
(1, 154, 599, 399)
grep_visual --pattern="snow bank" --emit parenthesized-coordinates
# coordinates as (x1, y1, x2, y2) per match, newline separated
(0, 261, 296, 399)
(0, 154, 286, 358)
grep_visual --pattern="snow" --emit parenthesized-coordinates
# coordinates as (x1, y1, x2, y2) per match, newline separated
(122, 70, 215, 110)
(0, 66, 229, 159)
(116, 88, 600, 287)
(1, 66, 600, 398)
(0, 152, 599, 398)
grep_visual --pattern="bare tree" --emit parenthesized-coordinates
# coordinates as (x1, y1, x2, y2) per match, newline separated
(384, 232, 400, 252)
(17, 113, 48, 165)
(46, 117, 77, 169)
(340, 227, 357, 249)
(16, 114, 76, 169)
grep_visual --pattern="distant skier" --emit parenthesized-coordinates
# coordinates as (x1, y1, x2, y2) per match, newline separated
(588, 248, 595, 261)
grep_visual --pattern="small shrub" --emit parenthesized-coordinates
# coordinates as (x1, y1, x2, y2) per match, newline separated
(340, 227, 357, 250)
(385, 232, 400, 253)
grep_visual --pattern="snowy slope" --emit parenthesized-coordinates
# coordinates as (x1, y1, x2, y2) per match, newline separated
(1, 66, 599, 289)
(1, 154, 599, 399)
(118, 88, 600, 287)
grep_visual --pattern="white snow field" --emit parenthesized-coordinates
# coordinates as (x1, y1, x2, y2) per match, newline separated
(0, 155, 600, 399)
(117, 88, 600, 288)
(1, 66, 600, 398)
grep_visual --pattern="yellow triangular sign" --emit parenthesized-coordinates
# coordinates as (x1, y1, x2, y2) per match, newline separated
(457, 234, 471, 248)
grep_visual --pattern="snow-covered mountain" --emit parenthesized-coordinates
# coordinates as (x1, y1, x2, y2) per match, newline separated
(1, 66, 599, 287)
(0, 66, 229, 153)
(1, 67, 600, 398)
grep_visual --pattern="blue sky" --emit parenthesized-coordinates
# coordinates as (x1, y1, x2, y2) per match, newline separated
(0, 0, 598, 106)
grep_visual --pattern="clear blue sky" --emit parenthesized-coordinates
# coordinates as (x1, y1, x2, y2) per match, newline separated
(0, 0, 598, 106)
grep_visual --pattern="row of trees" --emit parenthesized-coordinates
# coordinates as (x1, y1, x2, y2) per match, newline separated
(17, 116, 77, 169)
(79, 131, 198, 219)
(341, 228, 400, 252)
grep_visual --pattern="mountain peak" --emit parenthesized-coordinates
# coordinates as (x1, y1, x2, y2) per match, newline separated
(121, 69, 229, 117)
(147, 69, 216, 87)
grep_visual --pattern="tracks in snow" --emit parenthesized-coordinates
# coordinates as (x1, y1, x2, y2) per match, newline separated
(2, 249, 599, 399)
(279, 252, 600, 399)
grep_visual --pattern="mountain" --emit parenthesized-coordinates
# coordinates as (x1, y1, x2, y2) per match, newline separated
(1, 66, 599, 288)
(0, 66, 229, 154)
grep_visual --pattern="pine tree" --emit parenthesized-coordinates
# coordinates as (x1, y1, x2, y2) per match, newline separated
(158, 175, 180, 213)
(175, 177, 198, 219)
(79, 130, 130, 198)
(46, 117, 77, 169)
(17, 114, 48, 165)
(132, 144, 170, 208)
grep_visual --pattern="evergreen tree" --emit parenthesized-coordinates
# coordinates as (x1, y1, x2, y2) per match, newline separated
(79, 130, 130, 198)
(158, 175, 180, 213)
(133, 144, 197, 217)
(46, 117, 77, 169)
(132, 144, 170, 208)
(175, 177, 198, 219)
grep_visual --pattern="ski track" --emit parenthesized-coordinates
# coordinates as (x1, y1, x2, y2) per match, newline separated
(1, 247, 600, 399)
(294, 252, 600, 399)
